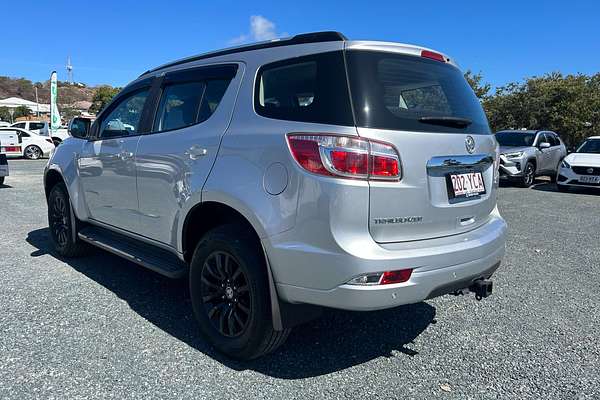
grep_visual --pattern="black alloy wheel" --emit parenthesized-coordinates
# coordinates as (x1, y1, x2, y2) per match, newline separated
(200, 251, 252, 338)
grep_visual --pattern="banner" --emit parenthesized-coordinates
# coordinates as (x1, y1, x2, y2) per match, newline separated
(50, 71, 61, 134)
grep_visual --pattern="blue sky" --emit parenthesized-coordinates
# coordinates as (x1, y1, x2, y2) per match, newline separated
(1, 0, 598, 88)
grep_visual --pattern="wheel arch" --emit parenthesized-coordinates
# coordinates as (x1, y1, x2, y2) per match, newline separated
(180, 200, 285, 331)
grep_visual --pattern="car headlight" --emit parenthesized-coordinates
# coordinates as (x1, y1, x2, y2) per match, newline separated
(504, 152, 523, 158)
(561, 159, 571, 169)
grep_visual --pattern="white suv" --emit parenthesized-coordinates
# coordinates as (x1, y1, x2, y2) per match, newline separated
(11, 121, 69, 146)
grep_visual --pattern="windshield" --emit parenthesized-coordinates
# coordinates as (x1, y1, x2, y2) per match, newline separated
(577, 139, 600, 154)
(345, 50, 491, 134)
(495, 131, 536, 147)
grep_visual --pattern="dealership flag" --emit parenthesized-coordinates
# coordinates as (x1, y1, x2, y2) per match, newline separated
(50, 71, 61, 133)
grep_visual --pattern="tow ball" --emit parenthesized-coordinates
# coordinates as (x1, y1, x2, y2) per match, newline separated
(469, 279, 493, 301)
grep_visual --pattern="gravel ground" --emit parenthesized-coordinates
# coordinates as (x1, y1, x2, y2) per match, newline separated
(1, 159, 599, 399)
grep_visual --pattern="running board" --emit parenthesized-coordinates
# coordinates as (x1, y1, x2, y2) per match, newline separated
(78, 226, 187, 279)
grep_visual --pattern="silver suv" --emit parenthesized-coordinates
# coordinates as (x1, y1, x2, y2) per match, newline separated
(496, 130, 567, 187)
(44, 32, 506, 359)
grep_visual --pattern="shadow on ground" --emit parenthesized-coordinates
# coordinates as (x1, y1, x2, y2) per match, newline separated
(26, 228, 435, 379)
(531, 182, 600, 195)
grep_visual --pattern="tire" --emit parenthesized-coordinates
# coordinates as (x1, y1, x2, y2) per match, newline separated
(189, 224, 290, 360)
(24, 145, 42, 160)
(518, 161, 535, 188)
(47, 183, 89, 258)
(549, 173, 557, 183)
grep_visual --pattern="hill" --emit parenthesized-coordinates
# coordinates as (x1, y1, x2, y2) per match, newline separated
(0, 76, 106, 106)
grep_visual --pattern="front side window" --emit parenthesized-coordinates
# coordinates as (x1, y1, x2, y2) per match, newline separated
(536, 133, 549, 146)
(154, 82, 205, 132)
(255, 51, 354, 126)
(100, 89, 149, 138)
(29, 122, 45, 131)
(14, 123, 25, 129)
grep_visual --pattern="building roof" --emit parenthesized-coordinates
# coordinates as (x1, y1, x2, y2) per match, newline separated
(0, 97, 50, 113)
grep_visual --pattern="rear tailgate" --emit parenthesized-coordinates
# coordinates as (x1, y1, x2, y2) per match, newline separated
(346, 48, 498, 243)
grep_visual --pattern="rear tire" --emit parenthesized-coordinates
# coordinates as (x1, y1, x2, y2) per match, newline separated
(24, 145, 42, 160)
(518, 161, 535, 187)
(47, 183, 89, 258)
(189, 224, 290, 360)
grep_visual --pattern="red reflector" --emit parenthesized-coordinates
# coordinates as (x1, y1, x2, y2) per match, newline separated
(380, 269, 413, 285)
(371, 154, 399, 177)
(4, 146, 21, 152)
(421, 50, 446, 62)
(330, 150, 368, 175)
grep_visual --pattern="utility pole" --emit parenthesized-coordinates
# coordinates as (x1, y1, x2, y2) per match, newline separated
(35, 87, 40, 117)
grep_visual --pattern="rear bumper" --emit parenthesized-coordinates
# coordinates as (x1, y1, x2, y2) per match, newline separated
(270, 211, 507, 311)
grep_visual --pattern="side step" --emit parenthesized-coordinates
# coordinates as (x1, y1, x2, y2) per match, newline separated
(78, 226, 187, 279)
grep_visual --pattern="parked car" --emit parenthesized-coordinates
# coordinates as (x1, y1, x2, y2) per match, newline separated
(0, 153, 8, 185)
(496, 130, 567, 187)
(11, 121, 69, 146)
(44, 31, 507, 360)
(556, 136, 600, 192)
(0, 127, 55, 159)
(0, 120, 10, 128)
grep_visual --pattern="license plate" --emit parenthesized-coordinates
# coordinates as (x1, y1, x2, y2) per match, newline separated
(580, 175, 600, 184)
(447, 172, 486, 199)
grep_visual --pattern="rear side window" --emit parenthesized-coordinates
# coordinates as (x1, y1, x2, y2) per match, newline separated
(154, 82, 205, 132)
(197, 79, 230, 123)
(346, 50, 491, 134)
(29, 122, 45, 130)
(255, 51, 353, 126)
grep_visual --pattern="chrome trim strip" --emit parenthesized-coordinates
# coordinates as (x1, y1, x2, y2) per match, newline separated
(427, 153, 494, 173)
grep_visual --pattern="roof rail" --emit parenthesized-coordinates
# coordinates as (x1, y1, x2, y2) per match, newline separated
(142, 31, 347, 76)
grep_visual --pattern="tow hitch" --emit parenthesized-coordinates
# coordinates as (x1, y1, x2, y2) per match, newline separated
(469, 279, 493, 301)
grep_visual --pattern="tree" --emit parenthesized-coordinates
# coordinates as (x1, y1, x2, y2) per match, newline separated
(464, 70, 491, 100)
(13, 105, 32, 119)
(0, 106, 10, 122)
(89, 86, 121, 114)
(483, 72, 600, 146)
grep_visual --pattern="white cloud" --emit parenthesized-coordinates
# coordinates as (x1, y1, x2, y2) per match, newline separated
(229, 15, 287, 45)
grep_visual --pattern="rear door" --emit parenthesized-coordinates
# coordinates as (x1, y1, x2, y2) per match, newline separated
(346, 49, 497, 243)
(135, 64, 241, 246)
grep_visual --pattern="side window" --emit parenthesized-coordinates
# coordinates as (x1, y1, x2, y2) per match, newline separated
(549, 133, 560, 146)
(100, 89, 149, 138)
(14, 123, 26, 129)
(29, 122, 45, 131)
(154, 82, 205, 132)
(255, 51, 354, 126)
(197, 79, 230, 123)
(19, 130, 30, 138)
(536, 133, 548, 146)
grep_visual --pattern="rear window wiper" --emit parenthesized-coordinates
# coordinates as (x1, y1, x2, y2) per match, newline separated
(418, 116, 473, 128)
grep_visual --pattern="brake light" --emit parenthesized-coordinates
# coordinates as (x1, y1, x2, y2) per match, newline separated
(421, 50, 446, 62)
(287, 134, 400, 181)
(4, 146, 21, 152)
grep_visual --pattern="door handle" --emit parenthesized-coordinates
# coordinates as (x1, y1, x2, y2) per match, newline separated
(188, 145, 208, 160)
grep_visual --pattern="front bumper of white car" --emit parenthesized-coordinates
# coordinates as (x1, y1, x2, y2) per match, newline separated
(557, 164, 600, 188)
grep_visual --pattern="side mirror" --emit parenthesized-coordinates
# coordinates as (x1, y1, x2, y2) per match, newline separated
(539, 142, 551, 149)
(68, 117, 91, 139)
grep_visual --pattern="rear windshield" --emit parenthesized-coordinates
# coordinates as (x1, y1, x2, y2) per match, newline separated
(346, 50, 491, 134)
(495, 131, 536, 147)
(577, 139, 600, 154)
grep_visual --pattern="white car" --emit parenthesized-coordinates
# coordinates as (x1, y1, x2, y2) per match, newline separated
(0, 127, 55, 159)
(0, 121, 10, 128)
(557, 136, 600, 192)
(10, 121, 70, 146)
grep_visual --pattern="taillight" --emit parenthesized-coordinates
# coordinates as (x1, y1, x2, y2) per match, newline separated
(287, 134, 401, 181)
(421, 50, 446, 62)
(347, 269, 413, 285)
(4, 146, 21, 152)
